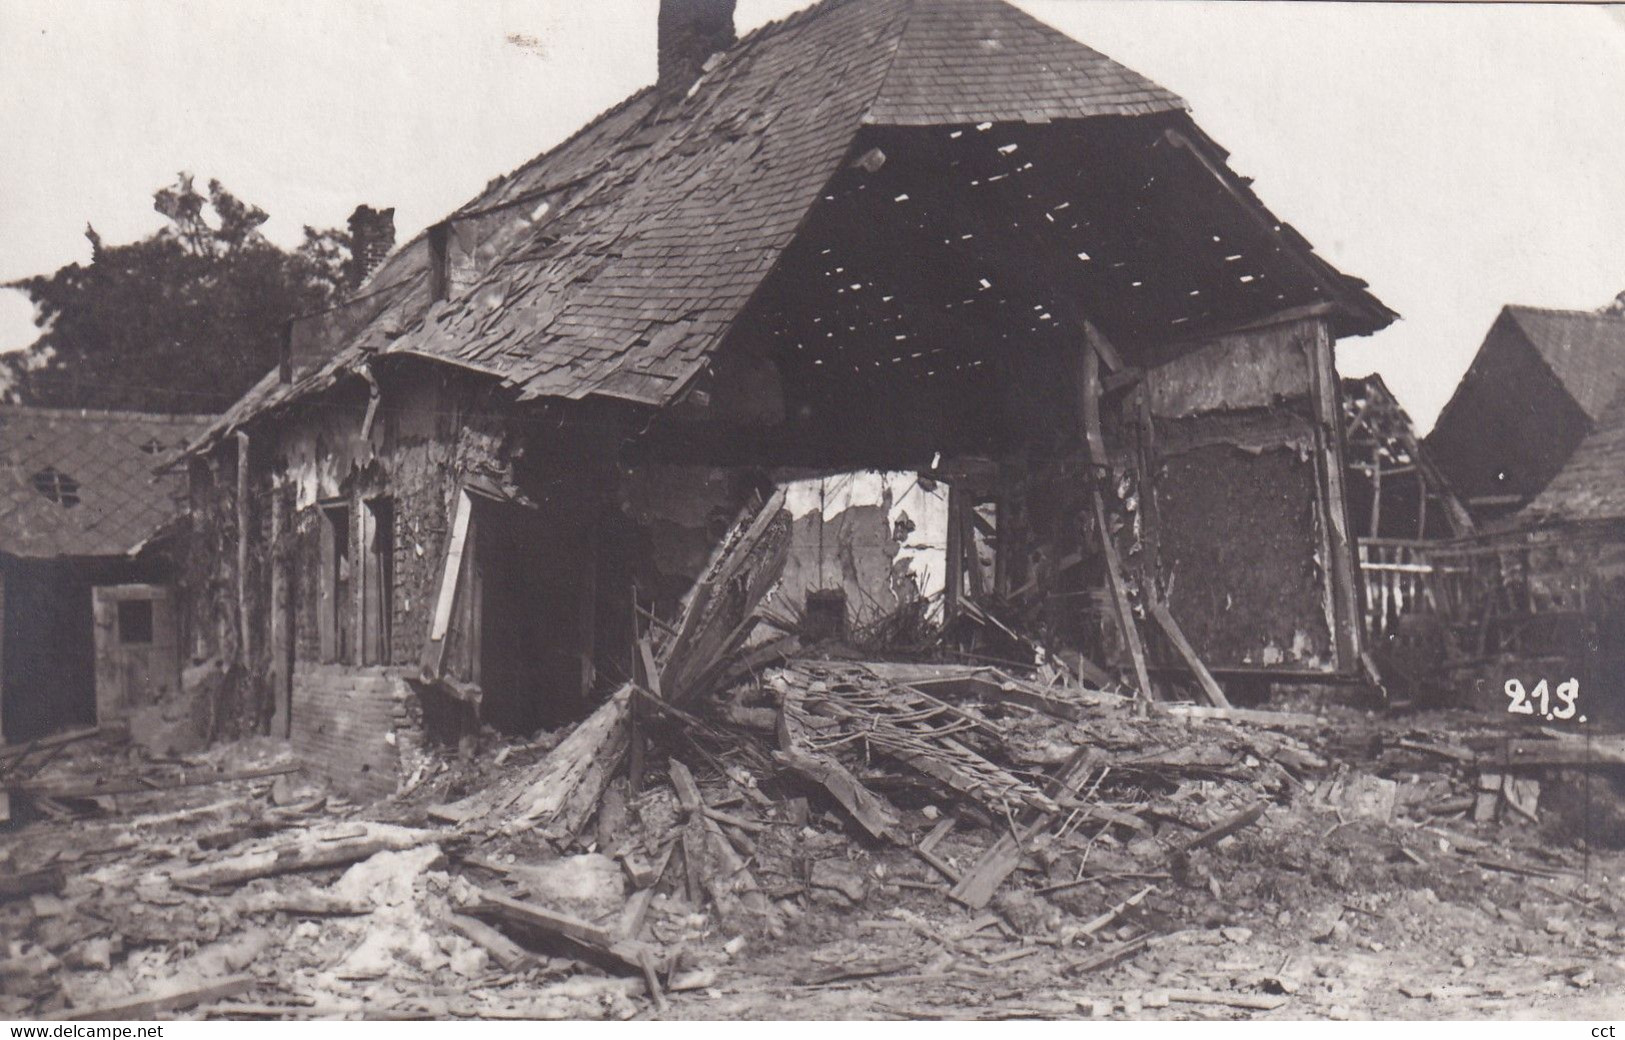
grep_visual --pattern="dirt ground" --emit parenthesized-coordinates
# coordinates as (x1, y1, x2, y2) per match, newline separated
(2, 703, 1622, 1022)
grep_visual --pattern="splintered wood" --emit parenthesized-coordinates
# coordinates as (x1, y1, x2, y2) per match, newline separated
(429, 490, 794, 835)
(774, 662, 1060, 828)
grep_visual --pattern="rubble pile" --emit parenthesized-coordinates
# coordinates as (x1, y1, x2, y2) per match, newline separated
(1, 494, 1621, 1020)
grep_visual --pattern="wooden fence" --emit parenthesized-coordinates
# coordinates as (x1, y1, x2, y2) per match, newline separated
(1357, 526, 1625, 655)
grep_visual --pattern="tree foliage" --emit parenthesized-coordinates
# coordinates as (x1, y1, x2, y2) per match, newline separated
(3, 174, 350, 413)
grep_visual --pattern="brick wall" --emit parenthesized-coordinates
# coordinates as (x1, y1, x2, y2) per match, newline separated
(290, 662, 412, 799)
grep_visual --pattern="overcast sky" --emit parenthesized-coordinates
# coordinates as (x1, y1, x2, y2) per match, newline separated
(3, 0, 1623, 430)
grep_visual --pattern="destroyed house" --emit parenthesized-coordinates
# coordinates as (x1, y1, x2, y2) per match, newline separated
(0, 406, 211, 745)
(177, 0, 1393, 797)
(1342, 374, 1471, 544)
(1341, 374, 1474, 643)
(1426, 305, 1625, 523)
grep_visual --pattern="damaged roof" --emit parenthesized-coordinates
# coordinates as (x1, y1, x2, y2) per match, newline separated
(0, 406, 211, 558)
(190, 0, 1388, 453)
(1500, 305, 1625, 423)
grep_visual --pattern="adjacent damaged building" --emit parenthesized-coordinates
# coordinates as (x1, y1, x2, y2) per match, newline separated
(1427, 305, 1625, 523)
(0, 406, 211, 745)
(176, 0, 1394, 796)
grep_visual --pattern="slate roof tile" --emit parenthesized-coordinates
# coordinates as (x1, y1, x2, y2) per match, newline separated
(1519, 385, 1625, 525)
(191, 0, 1388, 454)
(0, 407, 211, 558)
(1505, 305, 1625, 423)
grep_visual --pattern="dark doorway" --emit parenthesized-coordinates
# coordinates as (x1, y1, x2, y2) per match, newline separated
(2, 557, 96, 742)
(320, 503, 352, 663)
(363, 497, 394, 666)
(469, 497, 590, 735)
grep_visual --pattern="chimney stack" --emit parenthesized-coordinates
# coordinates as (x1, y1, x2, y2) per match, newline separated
(345, 204, 396, 292)
(658, 0, 735, 96)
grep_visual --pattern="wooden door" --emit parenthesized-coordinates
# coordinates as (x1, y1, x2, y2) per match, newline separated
(92, 584, 179, 729)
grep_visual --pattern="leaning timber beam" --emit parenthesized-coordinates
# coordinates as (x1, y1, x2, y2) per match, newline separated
(1078, 327, 1154, 704)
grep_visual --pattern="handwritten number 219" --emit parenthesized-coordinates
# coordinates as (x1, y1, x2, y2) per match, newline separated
(1504, 678, 1578, 719)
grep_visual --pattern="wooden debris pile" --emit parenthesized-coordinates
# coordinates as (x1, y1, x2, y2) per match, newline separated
(412, 483, 1344, 945)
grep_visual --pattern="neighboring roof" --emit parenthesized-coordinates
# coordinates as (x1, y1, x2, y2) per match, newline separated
(1504, 305, 1625, 422)
(189, 0, 1388, 455)
(0, 406, 211, 558)
(1519, 386, 1625, 525)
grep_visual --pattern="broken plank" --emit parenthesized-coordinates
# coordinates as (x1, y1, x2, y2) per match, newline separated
(914, 811, 962, 882)
(504, 685, 633, 833)
(0, 865, 65, 902)
(1080, 333, 1152, 704)
(0, 726, 100, 765)
(472, 888, 667, 976)
(446, 914, 537, 973)
(1147, 599, 1230, 709)
(1080, 884, 1155, 936)
(1175, 803, 1267, 856)
(1165, 989, 1288, 1012)
(474, 888, 618, 948)
(1162, 705, 1320, 729)
(919, 811, 958, 854)
(1501, 738, 1625, 768)
(1092, 487, 1153, 704)
(639, 950, 669, 1014)
(668, 758, 703, 814)
(702, 806, 765, 834)
(796, 957, 915, 986)
(1088, 324, 1127, 374)
(1068, 936, 1150, 976)
(983, 945, 1043, 966)
(421, 489, 474, 678)
(620, 845, 673, 938)
(1473, 857, 1577, 881)
(16, 763, 299, 801)
(948, 817, 1047, 910)
(773, 746, 901, 843)
(1395, 737, 1475, 762)
(916, 845, 962, 885)
(70, 975, 256, 1021)
(169, 824, 438, 889)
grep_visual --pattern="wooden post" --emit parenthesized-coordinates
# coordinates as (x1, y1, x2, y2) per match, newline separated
(1078, 332, 1154, 704)
(944, 483, 962, 626)
(1148, 598, 1230, 708)
(0, 565, 6, 744)
(1304, 320, 1364, 670)
(578, 525, 598, 704)
(421, 491, 473, 679)
(269, 483, 290, 739)
(1416, 470, 1428, 539)
(631, 633, 659, 796)
(235, 431, 251, 663)
(1369, 446, 1383, 539)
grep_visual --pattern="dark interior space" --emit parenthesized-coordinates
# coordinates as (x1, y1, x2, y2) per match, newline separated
(470, 496, 592, 736)
(682, 117, 1385, 470)
(321, 502, 353, 663)
(2, 556, 96, 742)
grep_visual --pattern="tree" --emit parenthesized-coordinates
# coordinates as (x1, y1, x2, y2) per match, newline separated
(2, 174, 351, 414)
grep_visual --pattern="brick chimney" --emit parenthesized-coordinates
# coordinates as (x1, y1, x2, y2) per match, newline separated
(658, 0, 735, 96)
(345, 205, 396, 292)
